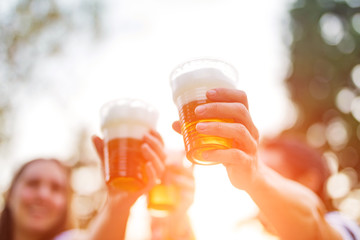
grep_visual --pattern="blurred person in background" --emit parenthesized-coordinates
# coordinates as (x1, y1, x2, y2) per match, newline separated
(172, 87, 360, 240)
(0, 129, 167, 240)
(257, 135, 360, 240)
(0, 158, 74, 240)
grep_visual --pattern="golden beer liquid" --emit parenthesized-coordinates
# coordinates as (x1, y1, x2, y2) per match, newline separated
(105, 137, 146, 191)
(179, 99, 233, 165)
(147, 183, 178, 217)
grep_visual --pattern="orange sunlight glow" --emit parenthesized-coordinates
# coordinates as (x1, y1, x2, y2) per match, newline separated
(1, 1, 290, 239)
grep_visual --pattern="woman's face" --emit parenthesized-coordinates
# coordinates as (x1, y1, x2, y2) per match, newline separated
(9, 161, 68, 235)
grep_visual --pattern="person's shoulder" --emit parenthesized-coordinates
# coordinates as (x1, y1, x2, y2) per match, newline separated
(326, 211, 360, 240)
(53, 229, 89, 240)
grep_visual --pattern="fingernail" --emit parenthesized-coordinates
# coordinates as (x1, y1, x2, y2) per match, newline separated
(195, 105, 205, 114)
(202, 151, 209, 159)
(207, 89, 216, 97)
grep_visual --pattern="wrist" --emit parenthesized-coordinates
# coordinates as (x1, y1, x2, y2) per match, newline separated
(245, 160, 268, 195)
(107, 192, 138, 209)
(168, 214, 195, 240)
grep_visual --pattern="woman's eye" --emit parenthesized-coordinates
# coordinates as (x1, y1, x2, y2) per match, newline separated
(51, 183, 65, 193)
(52, 184, 60, 192)
(26, 179, 39, 188)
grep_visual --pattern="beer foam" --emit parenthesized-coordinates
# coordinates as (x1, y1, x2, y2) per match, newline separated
(170, 68, 237, 105)
(101, 99, 158, 130)
(103, 124, 149, 140)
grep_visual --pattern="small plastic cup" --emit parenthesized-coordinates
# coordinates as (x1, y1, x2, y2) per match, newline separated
(170, 58, 238, 165)
(147, 149, 187, 217)
(100, 98, 158, 191)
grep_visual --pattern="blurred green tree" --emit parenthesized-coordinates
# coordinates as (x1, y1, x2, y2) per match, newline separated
(0, 0, 102, 153)
(0, 0, 105, 226)
(284, 0, 360, 208)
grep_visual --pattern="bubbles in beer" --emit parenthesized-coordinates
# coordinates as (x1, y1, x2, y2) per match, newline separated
(105, 137, 146, 191)
(170, 58, 238, 165)
(100, 98, 159, 191)
(179, 99, 233, 165)
(147, 183, 178, 217)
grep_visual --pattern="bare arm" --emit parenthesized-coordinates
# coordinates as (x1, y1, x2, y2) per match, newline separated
(84, 130, 166, 240)
(86, 192, 137, 240)
(175, 88, 342, 240)
(249, 162, 341, 240)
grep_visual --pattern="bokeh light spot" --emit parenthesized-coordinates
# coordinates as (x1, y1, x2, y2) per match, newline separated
(327, 172, 351, 199)
(351, 96, 360, 121)
(341, 167, 358, 188)
(345, 0, 360, 8)
(326, 119, 349, 150)
(336, 88, 355, 114)
(352, 13, 360, 34)
(351, 64, 360, 88)
(319, 13, 344, 45)
(324, 151, 339, 174)
(337, 33, 356, 54)
(73, 195, 97, 219)
(338, 196, 360, 220)
(71, 166, 103, 195)
(307, 123, 327, 148)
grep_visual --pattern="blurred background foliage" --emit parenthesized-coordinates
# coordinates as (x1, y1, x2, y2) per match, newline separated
(283, 0, 360, 218)
(0, 0, 104, 228)
(2, 0, 360, 228)
(0, 0, 102, 154)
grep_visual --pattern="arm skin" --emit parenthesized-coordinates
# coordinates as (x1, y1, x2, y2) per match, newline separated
(173, 88, 342, 240)
(249, 162, 341, 240)
(83, 130, 166, 240)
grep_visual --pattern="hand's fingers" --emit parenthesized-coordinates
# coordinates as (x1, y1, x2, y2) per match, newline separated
(143, 132, 167, 162)
(168, 168, 195, 212)
(149, 129, 165, 147)
(206, 88, 249, 109)
(176, 190, 195, 212)
(91, 135, 105, 164)
(172, 121, 181, 134)
(181, 191, 195, 205)
(202, 148, 253, 167)
(167, 167, 195, 191)
(173, 174, 195, 192)
(195, 102, 259, 141)
(196, 122, 257, 154)
(143, 162, 157, 192)
(141, 143, 165, 178)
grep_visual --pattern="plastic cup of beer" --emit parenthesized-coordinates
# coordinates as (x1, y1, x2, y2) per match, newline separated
(147, 149, 187, 217)
(170, 58, 238, 165)
(100, 98, 159, 191)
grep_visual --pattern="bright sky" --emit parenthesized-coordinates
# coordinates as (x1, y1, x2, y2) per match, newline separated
(2, 0, 295, 239)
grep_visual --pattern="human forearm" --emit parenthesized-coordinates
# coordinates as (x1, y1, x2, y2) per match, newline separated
(151, 213, 195, 240)
(248, 164, 341, 240)
(87, 194, 136, 240)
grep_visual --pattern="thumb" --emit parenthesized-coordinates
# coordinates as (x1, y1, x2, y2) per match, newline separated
(172, 121, 182, 134)
(92, 135, 105, 165)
